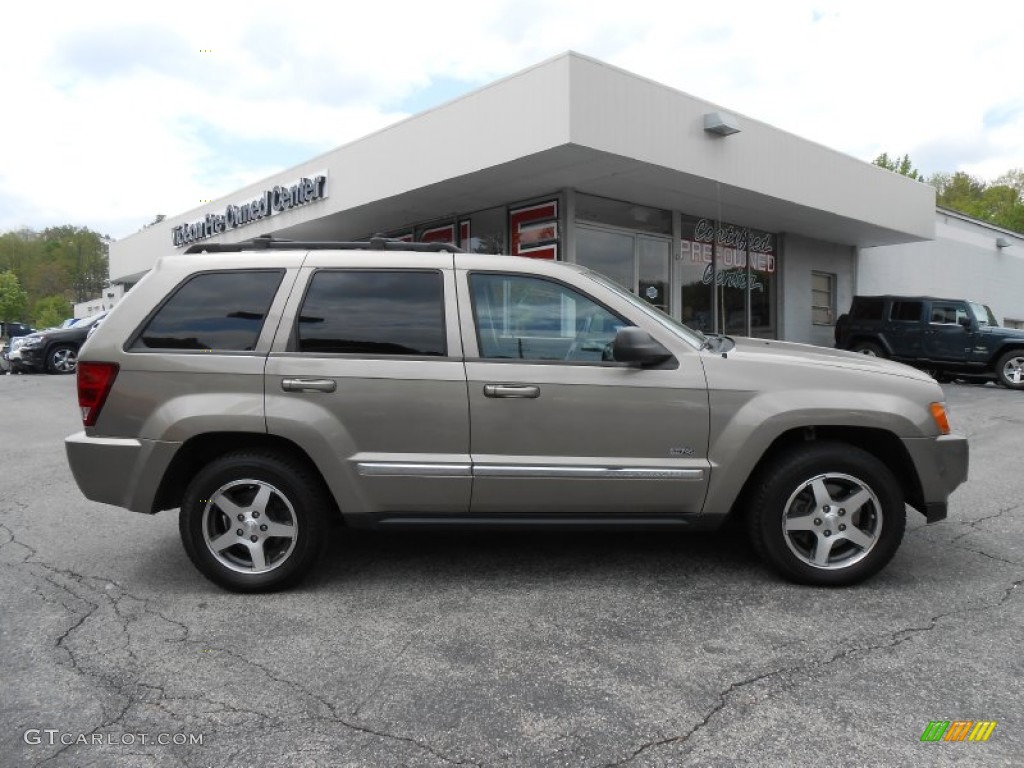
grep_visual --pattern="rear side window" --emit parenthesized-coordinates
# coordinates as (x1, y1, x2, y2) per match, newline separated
(296, 270, 446, 356)
(851, 298, 885, 320)
(133, 270, 283, 351)
(890, 301, 923, 322)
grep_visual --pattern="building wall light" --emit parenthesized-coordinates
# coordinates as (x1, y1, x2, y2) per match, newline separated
(704, 111, 741, 136)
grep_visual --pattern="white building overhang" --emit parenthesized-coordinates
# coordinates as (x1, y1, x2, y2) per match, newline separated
(111, 52, 935, 282)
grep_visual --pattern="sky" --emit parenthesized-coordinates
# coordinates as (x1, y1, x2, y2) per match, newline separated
(1, 0, 1021, 240)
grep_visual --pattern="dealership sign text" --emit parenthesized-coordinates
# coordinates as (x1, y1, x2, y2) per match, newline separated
(172, 174, 328, 247)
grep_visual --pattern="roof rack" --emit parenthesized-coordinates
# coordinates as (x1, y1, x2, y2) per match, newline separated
(184, 234, 466, 254)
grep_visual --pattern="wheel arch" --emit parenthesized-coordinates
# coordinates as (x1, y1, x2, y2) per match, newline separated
(727, 426, 925, 522)
(848, 336, 892, 356)
(152, 431, 339, 518)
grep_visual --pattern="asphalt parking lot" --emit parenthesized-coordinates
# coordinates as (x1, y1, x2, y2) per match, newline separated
(1, 373, 1021, 767)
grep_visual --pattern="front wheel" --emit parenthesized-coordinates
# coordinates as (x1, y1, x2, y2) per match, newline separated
(179, 452, 330, 592)
(995, 350, 1024, 389)
(747, 443, 905, 586)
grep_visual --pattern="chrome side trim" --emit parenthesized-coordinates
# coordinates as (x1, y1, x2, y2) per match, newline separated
(356, 462, 472, 477)
(473, 465, 704, 480)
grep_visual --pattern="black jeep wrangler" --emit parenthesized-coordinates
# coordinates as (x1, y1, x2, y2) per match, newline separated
(835, 295, 1024, 389)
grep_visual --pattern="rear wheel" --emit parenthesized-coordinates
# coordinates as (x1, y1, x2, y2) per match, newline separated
(995, 350, 1024, 389)
(747, 443, 905, 586)
(851, 341, 885, 358)
(179, 452, 330, 592)
(46, 345, 78, 374)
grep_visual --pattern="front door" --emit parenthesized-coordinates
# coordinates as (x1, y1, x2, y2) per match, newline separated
(457, 264, 710, 516)
(923, 300, 971, 362)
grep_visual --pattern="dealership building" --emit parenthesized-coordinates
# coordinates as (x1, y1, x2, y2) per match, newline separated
(109, 52, 1023, 341)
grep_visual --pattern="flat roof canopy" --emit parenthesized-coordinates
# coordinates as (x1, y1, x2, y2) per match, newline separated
(112, 52, 934, 282)
(272, 142, 929, 249)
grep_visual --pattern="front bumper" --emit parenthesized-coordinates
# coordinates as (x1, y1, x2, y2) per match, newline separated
(900, 434, 970, 522)
(65, 431, 181, 513)
(18, 346, 44, 370)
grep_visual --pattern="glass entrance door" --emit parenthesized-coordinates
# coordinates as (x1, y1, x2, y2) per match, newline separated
(575, 226, 671, 313)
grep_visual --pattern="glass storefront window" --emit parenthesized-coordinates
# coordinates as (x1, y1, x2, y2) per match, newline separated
(575, 226, 671, 314)
(678, 216, 777, 337)
(575, 228, 633, 289)
(576, 194, 672, 235)
(464, 206, 506, 254)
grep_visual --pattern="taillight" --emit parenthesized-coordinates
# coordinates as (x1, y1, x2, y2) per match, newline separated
(77, 362, 119, 427)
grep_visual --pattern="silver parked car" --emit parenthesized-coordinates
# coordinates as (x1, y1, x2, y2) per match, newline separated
(65, 238, 968, 592)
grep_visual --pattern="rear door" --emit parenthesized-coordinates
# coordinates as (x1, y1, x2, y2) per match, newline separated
(265, 252, 471, 519)
(456, 257, 711, 516)
(885, 299, 925, 358)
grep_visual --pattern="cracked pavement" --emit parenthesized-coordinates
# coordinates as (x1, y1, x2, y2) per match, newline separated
(2, 375, 1022, 767)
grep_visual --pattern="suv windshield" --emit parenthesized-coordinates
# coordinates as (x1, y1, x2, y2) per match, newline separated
(969, 302, 998, 327)
(572, 265, 705, 349)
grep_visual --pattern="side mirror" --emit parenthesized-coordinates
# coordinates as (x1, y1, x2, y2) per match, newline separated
(958, 316, 975, 331)
(612, 327, 673, 367)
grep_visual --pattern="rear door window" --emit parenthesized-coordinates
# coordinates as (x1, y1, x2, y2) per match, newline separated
(132, 270, 283, 351)
(295, 270, 446, 356)
(890, 301, 923, 322)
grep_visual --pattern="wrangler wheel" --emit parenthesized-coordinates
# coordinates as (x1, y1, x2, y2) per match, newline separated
(996, 350, 1024, 389)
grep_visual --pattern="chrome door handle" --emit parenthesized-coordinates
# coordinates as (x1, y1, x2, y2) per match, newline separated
(282, 378, 337, 393)
(483, 384, 540, 398)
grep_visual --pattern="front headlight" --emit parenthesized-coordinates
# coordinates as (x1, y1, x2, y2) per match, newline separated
(20, 336, 43, 349)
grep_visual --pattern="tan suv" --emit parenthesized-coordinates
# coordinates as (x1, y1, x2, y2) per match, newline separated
(65, 238, 969, 591)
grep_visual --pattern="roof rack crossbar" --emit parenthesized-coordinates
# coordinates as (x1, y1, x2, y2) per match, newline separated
(184, 235, 465, 254)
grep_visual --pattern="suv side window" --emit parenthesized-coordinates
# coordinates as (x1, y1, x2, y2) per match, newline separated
(469, 273, 625, 362)
(851, 298, 885, 320)
(890, 300, 923, 322)
(929, 302, 969, 325)
(132, 270, 283, 351)
(296, 270, 446, 356)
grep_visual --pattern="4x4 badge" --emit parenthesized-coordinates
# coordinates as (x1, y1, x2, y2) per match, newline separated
(670, 447, 695, 456)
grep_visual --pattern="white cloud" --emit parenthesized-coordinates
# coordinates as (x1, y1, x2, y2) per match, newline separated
(1, 0, 1021, 238)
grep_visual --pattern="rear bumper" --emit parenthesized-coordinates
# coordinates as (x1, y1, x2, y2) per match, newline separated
(900, 434, 969, 523)
(65, 431, 181, 513)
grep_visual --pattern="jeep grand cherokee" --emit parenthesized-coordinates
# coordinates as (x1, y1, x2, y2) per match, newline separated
(65, 238, 969, 592)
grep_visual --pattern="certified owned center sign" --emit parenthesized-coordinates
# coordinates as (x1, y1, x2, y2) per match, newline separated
(171, 173, 328, 247)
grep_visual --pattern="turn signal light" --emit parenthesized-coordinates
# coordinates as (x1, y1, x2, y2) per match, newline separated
(930, 402, 951, 435)
(78, 362, 120, 427)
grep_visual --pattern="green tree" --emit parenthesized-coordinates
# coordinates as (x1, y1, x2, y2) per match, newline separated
(873, 152, 924, 181)
(32, 295, 72, 329)
(0, 271, 29, 322)
(40, 226, 109, 303)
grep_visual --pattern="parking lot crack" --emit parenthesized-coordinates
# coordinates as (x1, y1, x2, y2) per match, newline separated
(597, 574, 1024, 767)
(350, 634, 419, 717)
(950, 504, 1020, 544)
(193, 643, 480, 765)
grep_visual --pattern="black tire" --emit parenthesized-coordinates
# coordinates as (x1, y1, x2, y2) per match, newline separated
(746, 442, 905, 586)
(179, 451, 330, 592)
(850, 341, 885, 358)
(995, 349, 1024, 389)
(46, 344, 78, 374)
